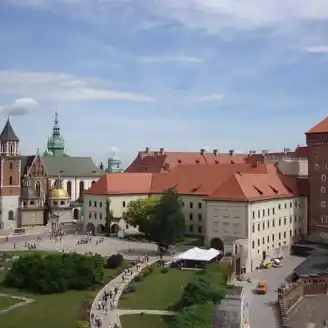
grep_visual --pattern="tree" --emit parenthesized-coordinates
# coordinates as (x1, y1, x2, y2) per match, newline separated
(149, 188, 185, 247)
(123, 197, 159, 237)
(104, 199, 119, 236)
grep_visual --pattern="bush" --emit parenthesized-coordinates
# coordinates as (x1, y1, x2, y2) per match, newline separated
(161, 267, 168, 274)
(4, 253, 104, 294)
(106, 254, 124, 269)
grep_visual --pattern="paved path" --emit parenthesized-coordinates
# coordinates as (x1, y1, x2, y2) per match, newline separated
(90, 259, 159, 328)
(0, 293, 35, 314)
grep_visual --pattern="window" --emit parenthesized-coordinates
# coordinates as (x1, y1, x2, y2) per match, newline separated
(279, 232, 281, 239)
(189, 226, 193, 232)
(9, 162, 13, 170)
(252, 211, 255, 219)
(322, 186, 326, 193)
(322, 174, 327, 182)
(198, 214, 202, 222)
(258, 223, 260, 231)
(252, 225, 255, 233)
(9, 176, 13, 186)
(321, 215, 328, 224)
(272, 219, 275, 227)
(257, 239, 260, 246)
(198, 202, 202, 209)
(35, 181, 41, 197)
(189, 213, 193, 220)
(272, 234, 275, 241)
(321, 201, 326, 208)
(267, 208, 270, 215)
(278, 204, 281, 210)
(262, 222, 265, 230)
(99, 202, 102, 208)
(99, 213, 103, 219)
(267, 236, 270, 243)
(66, 181, 72, 196)
(284, 217, 286, 225)
(267, 221, 270, 228)
(262, 237, 265, 244)
(262, 209, 265, 216)
(290, 216, 292, 223)
(284, 203, 287, 209)
(315, 164, 319, 169)
(326, 164, 328, 170)
(89, 200, 92, 206)
(89, 212, 92, 218)
(279, 218, 281, 226)
(122, 201, 126, 207)
(198, 226, 202, 233)
(189, 202, 193, 209)
(60, 200, 65, 205)
(283, 231, 286, 238)
(272, 208, 275, 215)
(8, 210, 14, 220)
(252, 241, 255, 248)
(290, 202, 292, 208)
(258, 210, 260, 218)
(94, 212, 97, 219)
(94, 201, 97, 207)
(79, 181, 84, 198)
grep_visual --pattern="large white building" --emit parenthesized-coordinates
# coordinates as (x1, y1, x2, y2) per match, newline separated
(83, 162, 307, 272)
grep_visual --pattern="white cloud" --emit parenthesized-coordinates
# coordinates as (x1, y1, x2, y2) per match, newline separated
(198, 93, 224, 102)
(153, 0, 328, 32)
(138, 56, 203, 63)
(303, 46, 328, 53)
(0, 71, 154, 103)
(0, 98, 39, 116)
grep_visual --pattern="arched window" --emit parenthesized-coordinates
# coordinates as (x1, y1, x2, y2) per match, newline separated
(35, 181, 41, 197)
(9, 176, 13, 186)
(79, 181, 85, 197)
(67, 181, 72, 196)
(10, 144, 13, 154)
(9, 162, 13, 170)
(8, 210, 14, 220)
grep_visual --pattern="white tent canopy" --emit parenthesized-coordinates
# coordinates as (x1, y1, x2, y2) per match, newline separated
(174, 247, 221, 262)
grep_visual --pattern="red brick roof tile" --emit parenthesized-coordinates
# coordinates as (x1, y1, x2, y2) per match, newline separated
(307, 117, 328, 134)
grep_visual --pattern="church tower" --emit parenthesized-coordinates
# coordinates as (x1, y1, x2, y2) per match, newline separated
(106, 150, 123, 173)
(43, 112, 69, 157)
(0, 118, 21, 230)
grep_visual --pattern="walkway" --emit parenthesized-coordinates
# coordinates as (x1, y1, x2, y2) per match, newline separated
(90, 259, 159, 328)
(0, 293, 35, 314)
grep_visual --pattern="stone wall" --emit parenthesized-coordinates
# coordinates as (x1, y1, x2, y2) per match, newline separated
(277, 277, 328, 328)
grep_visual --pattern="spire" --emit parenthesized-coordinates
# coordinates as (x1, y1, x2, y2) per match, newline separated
(0, 118, 19, 142)
(52, 111, 60, 137)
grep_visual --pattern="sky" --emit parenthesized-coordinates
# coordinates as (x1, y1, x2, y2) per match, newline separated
(1, 0, 328, 167)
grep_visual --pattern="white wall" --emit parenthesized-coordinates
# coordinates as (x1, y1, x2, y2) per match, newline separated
(205, 196, 308, 272)
(83, 194, 148, 233)
(181, 195, 207, 235)
(0, 195, 20, 230)
(49, 177, 99, 201)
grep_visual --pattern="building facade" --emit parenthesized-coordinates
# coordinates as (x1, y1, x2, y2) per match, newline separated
(83, 162, 308, 272)
(306, 116, 328, 241)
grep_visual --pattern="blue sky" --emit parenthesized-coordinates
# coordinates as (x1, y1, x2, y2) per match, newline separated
(1, 0, 328, 167)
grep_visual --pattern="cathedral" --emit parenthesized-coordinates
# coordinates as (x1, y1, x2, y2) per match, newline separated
(0, 113, 119, 232)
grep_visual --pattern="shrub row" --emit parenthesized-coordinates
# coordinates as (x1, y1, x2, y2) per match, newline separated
(4, 253, 104, 294)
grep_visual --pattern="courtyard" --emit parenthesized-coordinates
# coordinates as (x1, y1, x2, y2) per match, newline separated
(233, 253, 306, 328)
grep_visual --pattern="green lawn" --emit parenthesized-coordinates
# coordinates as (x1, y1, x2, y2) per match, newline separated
(0, 251, 129, 328)
(120, 314, 172, 328)
(0, 296, 21, 310)
(119, 266, 197, 310)
(175, 236, 204, 247)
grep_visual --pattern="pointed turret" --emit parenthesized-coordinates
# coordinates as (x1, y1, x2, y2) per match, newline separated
(45, 112, 65, 157)
(0, 118, 19, 142)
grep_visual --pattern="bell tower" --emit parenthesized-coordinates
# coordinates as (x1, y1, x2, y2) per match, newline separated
(0, 118, 21, 230)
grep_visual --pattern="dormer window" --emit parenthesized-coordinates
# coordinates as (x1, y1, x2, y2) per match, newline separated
(196, 160, 200, 164)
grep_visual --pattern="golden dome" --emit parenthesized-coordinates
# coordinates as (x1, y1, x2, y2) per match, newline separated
(48, 188, 70, 199)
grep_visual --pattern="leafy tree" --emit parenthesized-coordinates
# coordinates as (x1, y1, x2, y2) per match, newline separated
(123, 197, 159, 237)
(104, 199, 119, 236)
(149, 188, 185, 247)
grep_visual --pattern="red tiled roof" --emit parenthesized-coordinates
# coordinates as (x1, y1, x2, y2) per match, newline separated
(85, 173, 153, 195)
(307, 117, 328, 134)
(87, 163, 301, 202)
(125, 150, 248, 173)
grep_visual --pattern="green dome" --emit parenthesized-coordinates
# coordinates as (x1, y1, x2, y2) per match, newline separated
(43, 149, 53, 156)
(47, 136, 65, 149)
